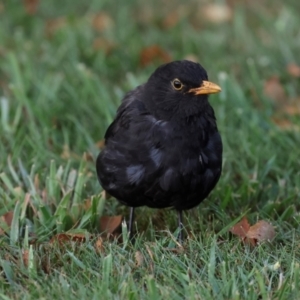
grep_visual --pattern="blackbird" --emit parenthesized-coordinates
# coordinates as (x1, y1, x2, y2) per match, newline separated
(96, 60, 222, 241)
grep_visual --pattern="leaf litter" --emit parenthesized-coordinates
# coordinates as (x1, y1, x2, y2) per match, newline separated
(230, 217, 275, 246)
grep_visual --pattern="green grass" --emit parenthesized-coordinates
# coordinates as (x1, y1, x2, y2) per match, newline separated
(1, 0, 300, 298)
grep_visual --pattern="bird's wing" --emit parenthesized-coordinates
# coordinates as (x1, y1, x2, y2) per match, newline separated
(104, 85, 148, 141)
(97, 86, 169, 206)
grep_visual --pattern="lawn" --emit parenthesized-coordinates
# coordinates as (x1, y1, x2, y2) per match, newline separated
(0, 0, 300, 299)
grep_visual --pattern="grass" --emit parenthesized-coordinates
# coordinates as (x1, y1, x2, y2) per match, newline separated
(1, 0, 300, 298)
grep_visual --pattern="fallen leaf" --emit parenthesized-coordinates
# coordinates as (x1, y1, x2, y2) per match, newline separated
(271, 117, 300, 131)
(161, 5, 190, 29)
(2, 211, 14, 227)
(272, 99, 300, 130)
(229, 217, 250, 239)
(145, 244, 155, 273)
(134, 6, 155, 26)
(287, 63, 300, 78)
(283, 102, 300, 116)
(162, 10, 180, 29)
(93, 38, 116, 54)
(92, 12, 114, 32)
(82, 152, 94, 162)
(246, 220, 275, 242)
(22, 249, 29, 268)
(100, 215, 122, 234)
(83, 198, 92, 210)
(95, 139, 106, 149)
(41, 188, 47, 202)
(23, 0, 39, 15)
(139, 45, 171, 67)
(164, 247, 185, 254)
(0, 211, 14, 235)
(50, 232, 90, 244)
(45, 17, 67, 37)
(95, 237, 105, 253)
(145, 244, 154, 261)
(42, 256, 51, 274)
(201, 3, 232, 24)
(264, 76, 286, 105)
(230, 217, 276, 246)
(135, 251, 144, 267)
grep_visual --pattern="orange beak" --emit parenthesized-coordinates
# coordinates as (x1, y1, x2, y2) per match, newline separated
(188, 80, 221, 95)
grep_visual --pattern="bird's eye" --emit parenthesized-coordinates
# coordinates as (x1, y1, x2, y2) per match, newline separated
(172, 79, 183, 90)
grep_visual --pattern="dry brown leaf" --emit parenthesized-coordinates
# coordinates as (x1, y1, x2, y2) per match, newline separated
(42, 256, 51, 274)
(201, 3, 232, 24)
(95, 139, 106, 149)
(50, 233, 89, 244)
(230, 218, 275, 246)
(2, 211, 14, 227)
(164, 247, 185, 254)
(83, 199, 92, 210)
(230, 217, 255, 246)
(22, 249, 29, 268)
(283, 103, 300, 116)
(139, 45, 171, 67)
(45, 17, 67, 37)
(161, 5, 190, 29)
(271, 117, 300, 131)
(134, 6, 155, 25)
(92, 12, 114, 32)
(145, 244, 154, 261)
(246, 220, 275, 242)
(135, 251, 144, 267)
(95, 237, 105, 253)
(93, 38, 116, 54)
(0, 211, 14, 235)
(229, 217, 250, 239)
(264, 76, 286, 104)
(83, 152, 94, 162)
(100, 215, 122, 234)
(41, 188, 47, 202)
(162, 10, 180, 29)
(287, 63, 300, 78)
(145, 244, 155, 273)
(23, 0, 39, 15)
(272, 99, 300, 130)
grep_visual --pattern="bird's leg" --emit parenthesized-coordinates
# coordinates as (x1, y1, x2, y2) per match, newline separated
(177, 210, 184, 244)
(128, 207, 135, 241)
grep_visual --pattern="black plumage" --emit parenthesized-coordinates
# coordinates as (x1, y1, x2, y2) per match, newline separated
(96, 60, 223, 241)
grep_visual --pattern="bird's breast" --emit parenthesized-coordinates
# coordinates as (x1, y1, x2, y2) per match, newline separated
(152, 117, 222, 175)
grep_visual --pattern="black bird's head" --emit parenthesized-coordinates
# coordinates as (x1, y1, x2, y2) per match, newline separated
(143, 60, 221, 121)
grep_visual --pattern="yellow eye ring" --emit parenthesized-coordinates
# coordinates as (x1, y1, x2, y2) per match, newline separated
(172, 79, 183, 90)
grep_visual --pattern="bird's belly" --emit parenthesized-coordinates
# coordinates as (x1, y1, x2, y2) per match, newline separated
(152, 151, 220, 206)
